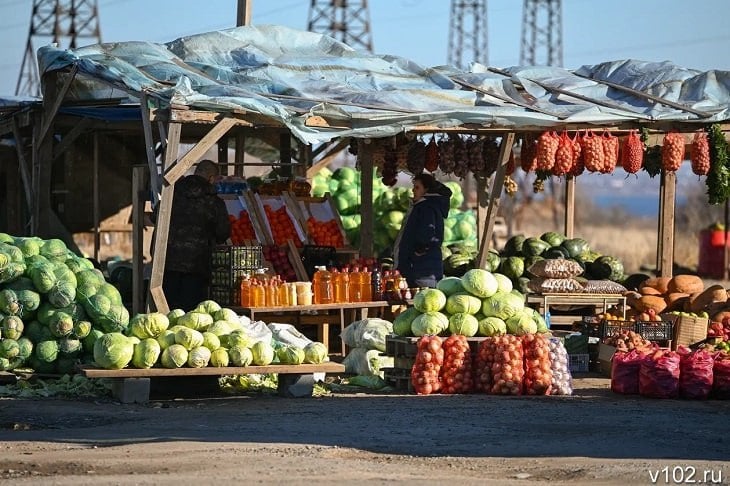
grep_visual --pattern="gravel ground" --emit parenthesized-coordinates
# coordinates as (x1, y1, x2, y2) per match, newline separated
(0, 375, 728, 485)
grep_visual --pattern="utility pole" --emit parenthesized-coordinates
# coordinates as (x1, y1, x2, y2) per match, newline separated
(520, 0, 562, 66)
(307, 0, 373, 52)
(16, 0, 102, 97)
(448, 0, 488, 69)
(237, 0, 252, 26)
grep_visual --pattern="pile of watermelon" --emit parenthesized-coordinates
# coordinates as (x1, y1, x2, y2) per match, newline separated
(310, 166, 475, 256)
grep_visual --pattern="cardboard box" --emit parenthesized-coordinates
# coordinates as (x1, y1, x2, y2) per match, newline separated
(597, 343, 616, 377)
(662, 314, 708, 350)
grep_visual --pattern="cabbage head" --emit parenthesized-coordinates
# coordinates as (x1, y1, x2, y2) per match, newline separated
(127, 336, 141, 346)
(174, 327, 205, 351)
(167, 308, 185, 326)
(132, 338, 161, 369)
(436, 276, 465, 296)
(97, 304, 130, 333)
(194, 300, 222, 315)
(93, 333, 134, 369)
(49, 311, 74, 338)
(228, 345, 253, 366)
(493, 273, 514, 293)
(448, 313, 479, 337)
(392, 307, 421, 336)
(161, 344, 188, 368)
(413, 288, 446, 313)
(276, 344, 305, 365)
(177, 311, 214, 332)
(411, 312, 447, 337)
(461, 269, 499, 298)
(58, 337, 82, 357)
(0, 339, 20, 359)
(82, 329, 104, 354)
(72, 320, 92, 339)
(29, 263, 56, 293)
(156, 329, 177, 350)
(478, 316, 507, 337)
(202, 332, 221, 351)
(35, 339, 59, 363)
(251, 340, 275, 366)
(16, 337, 33, 360)
(445, 293, 482, 315)
(2, 315, 24, 340)
(187, 346, 212, 368)
(227, 330, 253, 349)
(482, 291, 525, 320)
(304, 342, 328, 364)
(129, 312, 170, 339)
(213, 308, 239, 323)
(505, 310, 538, 336)
(207, 320, 233, 337)
(209, 347, 229, 367)
(532, 309, 548, 333)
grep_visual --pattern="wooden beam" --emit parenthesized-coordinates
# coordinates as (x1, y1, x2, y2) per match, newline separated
(659, 170, 676, 278)
(149, 123, 182, 314)
(476, 176, 488, 239)
(234, 132, 245, 177)
(358, 141, 374, 258)
(52, 117, 92, 162)
(11, 118, 33, 214)
(93, 133, 101, 261)
(132, 165, 147, 316)
(564, 176, 575, 238)
(218, 136, 229, 174)
(477, 133, 515, 268)
(38, 65, 78, 147)
(163, 117, 237, 185)
(306, 139, 349, 178)
(140, 94, 161, 205)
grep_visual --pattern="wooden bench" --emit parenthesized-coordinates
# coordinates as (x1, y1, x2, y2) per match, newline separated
(78, 362, 345, 402)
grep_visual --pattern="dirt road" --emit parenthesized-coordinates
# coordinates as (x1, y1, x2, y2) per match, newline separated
(0, 376, 728, 485)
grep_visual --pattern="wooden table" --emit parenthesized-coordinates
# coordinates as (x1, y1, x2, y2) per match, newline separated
(78, 363, 346, 402)
(233, 301, 390, 355)
(526, 293, 627, 328)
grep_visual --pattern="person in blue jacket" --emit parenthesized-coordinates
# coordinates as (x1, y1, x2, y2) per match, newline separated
(394, 173, 452, 288)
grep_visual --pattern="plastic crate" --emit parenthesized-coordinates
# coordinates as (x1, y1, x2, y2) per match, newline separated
(569, 353, 590, 374)
(599, 319, 636, 338)
(299, 245, 337, 280)
(635, 321, 674, 341)
(210, 286, 240, 307)
(210, 267, 253, 288)
(211, 245, 263, 269)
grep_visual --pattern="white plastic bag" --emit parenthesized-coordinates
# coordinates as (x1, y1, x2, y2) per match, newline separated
(241, 320, 272, 344)
(267, 323, 313, 349)
(342, 347, 394, 377)
(340, 318, 393, 351)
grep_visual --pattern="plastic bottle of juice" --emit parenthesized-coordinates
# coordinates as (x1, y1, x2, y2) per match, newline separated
(277, 277, 290, 306)
(332, 268, 343, 303)
(340, 266, 350, 303)
(239, 276, 251, 307)
(312, 266, 322, 304)
(314, 266, 334, 304)
(350, 266, 362, 302)
(251, 281, 265, 307)
(370, 265, 382, 301)
(361, 267, 372, 301)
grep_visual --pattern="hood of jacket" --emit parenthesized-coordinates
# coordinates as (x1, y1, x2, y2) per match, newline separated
(418, 183, 452, 218)
(176, 174, 216, 199)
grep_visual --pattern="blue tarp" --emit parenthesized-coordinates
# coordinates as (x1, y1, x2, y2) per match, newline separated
(34, 25, 730, 144)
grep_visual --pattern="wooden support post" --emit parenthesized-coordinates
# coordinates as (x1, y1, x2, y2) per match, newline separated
(149, 122, 181, 314)
(234, 132, 245, 177)
(656, 172, 666, 274)
(37, 66, 77, 148)
(93, 132, 100, 261)
(659, 170, 676, 278)
(477, 133, 515, 268)
(132, 165, 147, 316)
(11, 118, 33, 215)
(218, 136, 230, 174)
(564, 176, 575, 239)
(279, 132, 292, 178)
(36, 73, 58, 237)
(140, 94, 161, 205)
(52, 118, 92, 162)
(358, 141, 374, 258)
(725, 200, 729, 281)
(476, 176, 488, 238)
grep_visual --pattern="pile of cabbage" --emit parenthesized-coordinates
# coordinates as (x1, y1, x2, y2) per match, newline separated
(92, 299, 329, 370)
(0, 233, 130, 373)
(392, 268, 548, 338)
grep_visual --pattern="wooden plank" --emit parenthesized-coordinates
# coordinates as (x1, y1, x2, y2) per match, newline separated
(564, 175, 575, 239)
(659, 170, 676, 278)
(93, 133, 100, 261)
(132, 165, 147, 316)
(476, 176, 488, 239)
(234, 132, 245, 177)
(305, 139, 349, 179)
(235, 301, 389, 313)
(359, 141, 375, 258)
(38, 65, 78, 147)
(287, 239, 309, 281)
(140, 93, 161, 205)
(237, 0, 252, 26)
(477, 133, 515, 268)
(148, 122, 181, 314)
(78, 362, 345, 378)
(163, 117, 237, 185)
(11, 118, 33, 213)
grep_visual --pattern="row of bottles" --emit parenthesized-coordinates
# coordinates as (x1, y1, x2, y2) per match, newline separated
(240, 274, 313, 308)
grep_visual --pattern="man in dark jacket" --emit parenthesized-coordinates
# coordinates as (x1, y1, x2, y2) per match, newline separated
(160, 160, 231, 310)
(394, 173, 452, 288)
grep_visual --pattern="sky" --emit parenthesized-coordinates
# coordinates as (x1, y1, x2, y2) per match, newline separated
(0, 0, 729, 95)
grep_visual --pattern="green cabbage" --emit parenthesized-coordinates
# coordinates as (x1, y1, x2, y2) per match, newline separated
(448, 313, 479, 336)
(48, 312, 74, 338)
(505, 310, 538, 336)
(174, 327, 204, 351)
(0, 339, 20, 359)
(58, 337, 82, 357)
(93, 333, 134, 369)
(156, 329, 177, 350)
(202, 332, 220, 351)
(304, 342, 328, 364)
(392, 307, 421, 336)
(167, 308, 185, 326)
(16, 337, 33, 360)
(72, 320, 92, 339)
(482, 291, 525, 320)
(227, 330, 253, 349)
(493, 273, 513, 293)
(194, 300, 222, 315)
(228, 345, 253, 366)
(209, 347, 229, 367)
(132, 338, 161, 369)
(445, 293, 482, 315)
(0, 289, 20, 315)
(2, 315, 24, 340)
(478, 316, 507, 337)
(276, 344, 305, 365)
(411, 312, 448, 337)
(436, 277, 466, 296)
(129, 312, 170, 339)
(413, 288, 447, 313)
(207, 320, 233, 337)
(177, 311, 214, 331)
(82, 329, 104, 354)
(461, 269, 499, 298)
(160, 344, 188, 368)
(187, 346, 211, 368)
(213, 308, 239, 323)
(250, 341, 275, 366)
(29, 263, 57, 293)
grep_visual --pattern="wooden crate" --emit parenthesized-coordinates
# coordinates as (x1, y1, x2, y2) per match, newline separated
(252, 193, 309, 246)
(220, 193, 269, 243)
(661, 314, 708, 350)
(383, 367, 413, 393)
(290, 193, 350, 248)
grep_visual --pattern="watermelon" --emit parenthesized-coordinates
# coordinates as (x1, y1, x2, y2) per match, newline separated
(522, 237, 550, 257)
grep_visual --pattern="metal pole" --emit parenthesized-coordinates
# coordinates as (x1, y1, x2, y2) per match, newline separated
(237, 0, 252, 26)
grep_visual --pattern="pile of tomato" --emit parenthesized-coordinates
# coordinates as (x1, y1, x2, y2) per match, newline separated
(228, 210, 257, 245)
(306, 217, 345, 248)
(263, 205, 302, 247)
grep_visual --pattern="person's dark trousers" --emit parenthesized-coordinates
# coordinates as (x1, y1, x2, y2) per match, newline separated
(163, 271, 208, 311)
